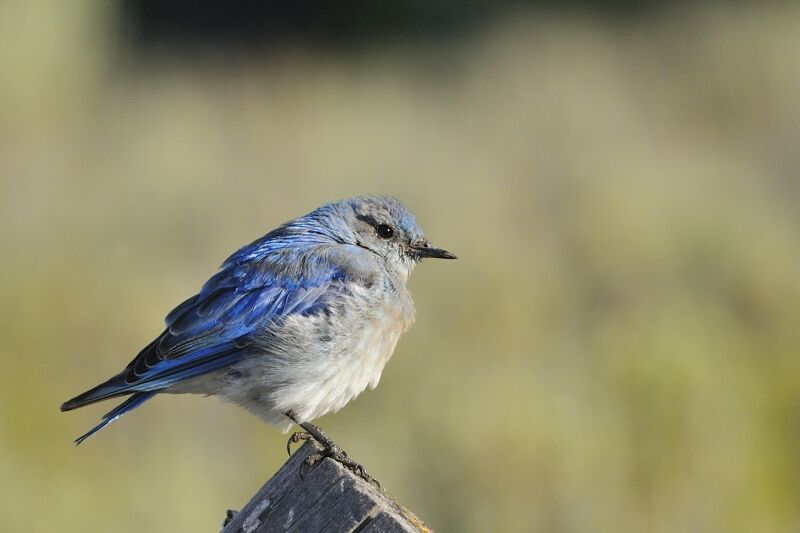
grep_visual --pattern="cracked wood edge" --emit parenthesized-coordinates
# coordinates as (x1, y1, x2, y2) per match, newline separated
(221, 440, 430, 533)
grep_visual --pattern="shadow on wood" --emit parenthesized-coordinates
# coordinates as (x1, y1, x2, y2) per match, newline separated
(221, 440, 429, 532)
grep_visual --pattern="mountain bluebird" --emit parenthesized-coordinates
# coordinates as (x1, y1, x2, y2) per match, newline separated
(62, 195, 455, 480)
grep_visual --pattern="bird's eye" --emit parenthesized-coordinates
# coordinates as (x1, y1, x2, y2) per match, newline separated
(376, 224, 394, 239)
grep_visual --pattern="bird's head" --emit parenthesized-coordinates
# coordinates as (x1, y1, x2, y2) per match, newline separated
(334, 196, 456, 280)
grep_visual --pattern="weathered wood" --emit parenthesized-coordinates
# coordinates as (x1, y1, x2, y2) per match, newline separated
(221, 440, 429, 533)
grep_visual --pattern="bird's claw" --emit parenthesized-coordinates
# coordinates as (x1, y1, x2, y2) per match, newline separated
(302, 444, 379, 486)
(286, 431, 311, 456)
(286, 418, 380, 486)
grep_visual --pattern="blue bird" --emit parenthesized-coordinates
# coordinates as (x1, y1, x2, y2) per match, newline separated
(61, 195, 455, 479)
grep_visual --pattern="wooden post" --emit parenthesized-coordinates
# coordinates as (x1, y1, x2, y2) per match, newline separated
(220, 440, 430, 533)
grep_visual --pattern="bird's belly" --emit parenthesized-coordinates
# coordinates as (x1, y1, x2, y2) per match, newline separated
(223, 296, 413, 430)
(289, 315, 404, 422)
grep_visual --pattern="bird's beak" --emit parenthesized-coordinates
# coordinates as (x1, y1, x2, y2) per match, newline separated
(411, 242, 457, 260)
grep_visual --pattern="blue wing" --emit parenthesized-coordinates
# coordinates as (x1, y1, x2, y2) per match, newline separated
(61, 237, 358, 443)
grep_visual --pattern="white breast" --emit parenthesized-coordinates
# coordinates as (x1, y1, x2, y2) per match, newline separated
(216, 284, 416, 431)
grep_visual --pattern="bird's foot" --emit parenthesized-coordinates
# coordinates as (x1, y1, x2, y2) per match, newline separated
(286, 431, 311, 456)
(304, 442, 377, 486)
(288, 419, 378, 486)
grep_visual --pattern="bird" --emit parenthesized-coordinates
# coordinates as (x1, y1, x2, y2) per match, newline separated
(61, 195, 455, 480)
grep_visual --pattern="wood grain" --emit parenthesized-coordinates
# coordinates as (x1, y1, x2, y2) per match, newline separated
(220, 440, 429, 533)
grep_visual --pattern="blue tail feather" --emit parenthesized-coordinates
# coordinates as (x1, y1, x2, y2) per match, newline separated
(74, 392, 156, 445)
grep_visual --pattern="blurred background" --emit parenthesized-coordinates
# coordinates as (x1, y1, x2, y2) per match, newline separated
(2, 1, 799, 531)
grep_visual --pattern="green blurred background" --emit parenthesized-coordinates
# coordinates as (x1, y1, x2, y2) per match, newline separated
(2, 1, 800, 531)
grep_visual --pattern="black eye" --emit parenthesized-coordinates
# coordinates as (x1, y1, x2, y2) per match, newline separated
(376, 224, 394, 239)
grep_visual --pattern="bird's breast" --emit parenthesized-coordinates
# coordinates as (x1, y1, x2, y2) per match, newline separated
(231, 284, 416, 426)
(326, 287, 414, 399)
(346, 296, 413, 389)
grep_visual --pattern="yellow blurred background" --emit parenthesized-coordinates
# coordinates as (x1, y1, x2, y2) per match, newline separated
(2, 1, 799, 531)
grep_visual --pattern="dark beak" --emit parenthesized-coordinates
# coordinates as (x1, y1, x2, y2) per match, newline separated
(412, 242, 457, 260)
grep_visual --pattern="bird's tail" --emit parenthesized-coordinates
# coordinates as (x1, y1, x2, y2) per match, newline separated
(61, 373, 132, 412)
(72, 391, 156, 445)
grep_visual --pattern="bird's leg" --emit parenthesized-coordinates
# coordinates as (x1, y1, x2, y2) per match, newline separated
(285, 411, 312, 455)
(300, 421, 377, 485)
(285, 410, 313, 455)
(284, 412, 377, 485)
